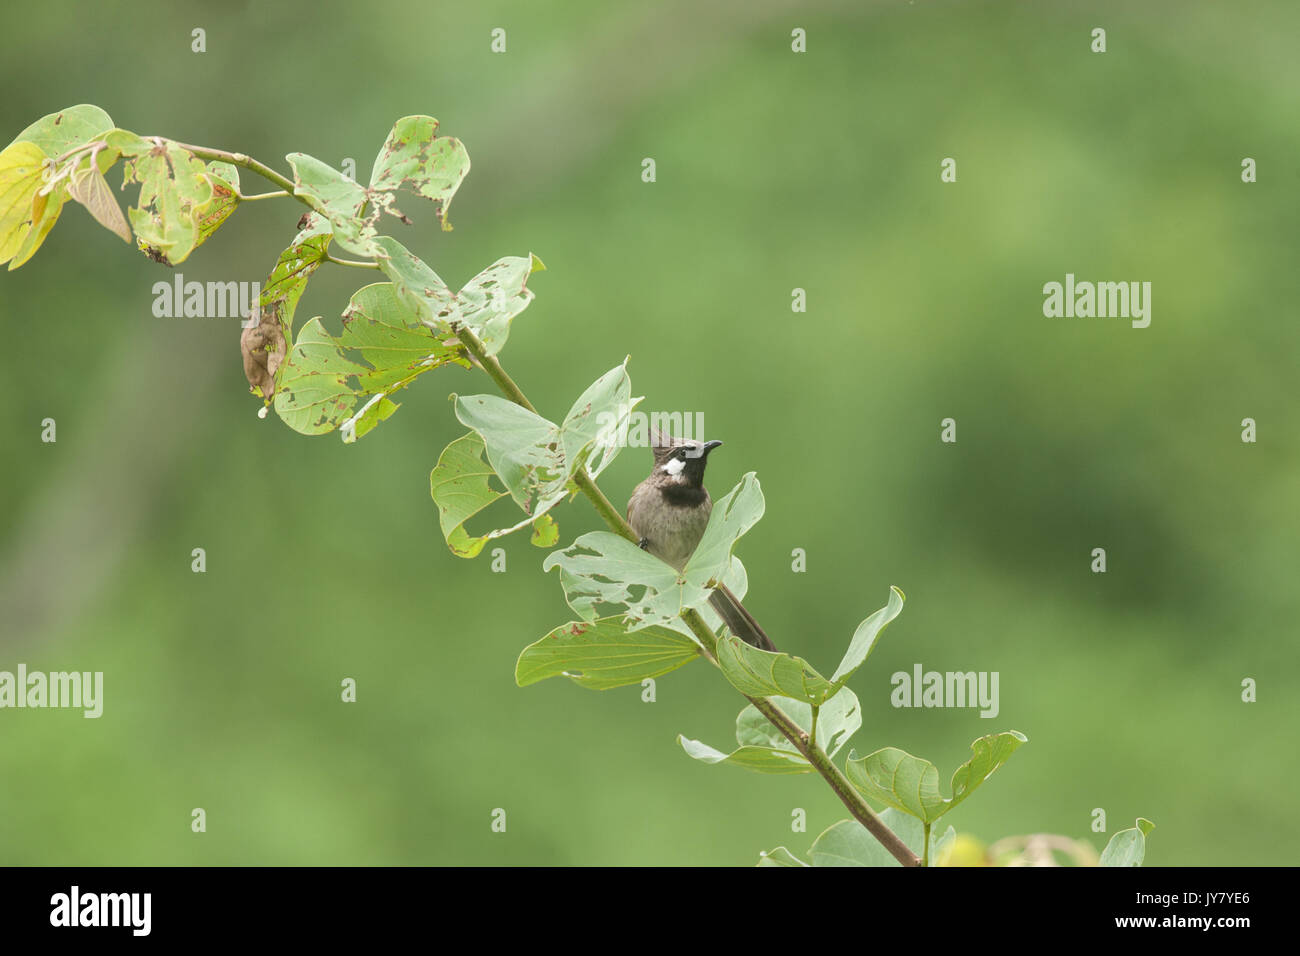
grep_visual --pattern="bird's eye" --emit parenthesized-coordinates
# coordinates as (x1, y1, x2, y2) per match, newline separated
(677, 449, 688, 459)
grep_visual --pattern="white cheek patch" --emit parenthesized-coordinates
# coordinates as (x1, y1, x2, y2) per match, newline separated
(662, 457, 686, 476)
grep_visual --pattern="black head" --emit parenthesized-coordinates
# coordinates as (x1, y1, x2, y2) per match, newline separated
(650, 429, 723, 487)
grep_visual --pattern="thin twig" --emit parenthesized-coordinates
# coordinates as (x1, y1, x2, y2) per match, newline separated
(171, 142, 298, 195)
(326, 255, 382, 270)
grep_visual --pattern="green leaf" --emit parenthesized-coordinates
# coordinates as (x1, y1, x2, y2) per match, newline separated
(744, 688, 862, 758)
(845, 730, 1028, 823)
(543, 472, 762, 631)
(286, 152, 373, 256)
(714, 638, 837, 707)
(529, 511, 560, 548)
(678, 690, 863, 777)
(516, 616, 700, 690)
(454, 394, 563, 513)
(7, 105, 114, 156)
(259, 213, 333, 342)
(273, 317, 366, 434)
(715, 587, 906, 706)
(1100, 818, 1155, 867)
(557, 358, 639, 478)
(808, 810, 955, 867)
(449, 361, 638, 535)
(111, 133, 216, 265)
(373, 237, 544, 358)
(757, 847, 809, 867)
(686, 469, 765, 583)
(205, 161, 239, 191)
(429, 432, 557, 558)
(274, 281, 468, 438)
(339, 282, 466, 392)
(453, 254, 545, 356)
(340, 394, 400, 444)
(193, 160, 240, 249)
(546, 531, 689, 627)
(804, 688, 862, 757)
(678, 734, 811, 775)
(368, 115, 470, 229)
(287, 118, 470, 255)
(830, 586, 906, 684)
(372, 235, 458, 322)
(948, 729, 1028, 810)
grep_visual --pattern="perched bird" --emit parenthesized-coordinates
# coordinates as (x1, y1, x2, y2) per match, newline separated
(626, 430, 777, 652)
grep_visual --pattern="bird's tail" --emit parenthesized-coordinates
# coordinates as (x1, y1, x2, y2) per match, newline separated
(708, 583, 778, 653)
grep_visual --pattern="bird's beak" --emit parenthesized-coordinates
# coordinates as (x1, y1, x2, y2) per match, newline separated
(682, 439, 722, 459)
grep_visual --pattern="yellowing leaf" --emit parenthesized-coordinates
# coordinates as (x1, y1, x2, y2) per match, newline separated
(0, 141, 48, 266)
(5, 195, 63, 270)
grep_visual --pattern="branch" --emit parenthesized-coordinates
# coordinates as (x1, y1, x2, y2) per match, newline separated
(452, 322, 920, 867)
(175, 142, 298, 196)
(162, 139, 921, 867)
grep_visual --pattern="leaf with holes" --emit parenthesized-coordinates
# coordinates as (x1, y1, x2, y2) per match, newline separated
(453, 394, 565, 514)
(368, 115, 470, 229)
(111, 132, 215, 265)
(373, 235, 458, 324)
(429, 432, 559, 558)
(453, 360, 637, 515)
(543, 473, 760, 631)
(286, 152, 373, 256)
(453, 254, 545, 356)
(545, 530, 695, 628)
(274, 281, 468, 438)
(748, 688, 861, 757)
(273, 318, 366, 435)
(194, 160, 240, 248)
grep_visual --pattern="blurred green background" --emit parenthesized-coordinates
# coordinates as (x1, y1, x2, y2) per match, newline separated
(1, 0, 1295, 865)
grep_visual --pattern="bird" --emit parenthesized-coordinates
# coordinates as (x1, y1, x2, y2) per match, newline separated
(626, 430, 778, 652)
